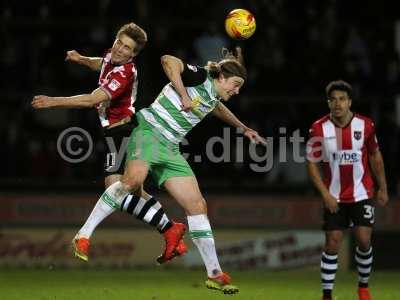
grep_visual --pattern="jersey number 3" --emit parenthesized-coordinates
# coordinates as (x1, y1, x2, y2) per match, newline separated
(363, 205, 375, 223)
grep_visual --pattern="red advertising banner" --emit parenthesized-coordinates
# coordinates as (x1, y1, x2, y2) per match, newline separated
(1, 194, 398, 229)
(0, 228, 168, 268)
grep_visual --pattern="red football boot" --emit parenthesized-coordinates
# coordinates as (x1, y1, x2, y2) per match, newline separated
(156, 222, 187, 264)
(358, 287, 372, 300)
(72, 237, 90, 262)
(205, 272, 239, 294)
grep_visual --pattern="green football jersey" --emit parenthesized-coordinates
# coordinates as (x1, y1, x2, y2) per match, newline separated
(138, 65, 219, 144)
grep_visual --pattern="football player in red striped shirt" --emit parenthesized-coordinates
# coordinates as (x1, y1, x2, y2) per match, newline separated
(306, 80, 389, 300)
(32, 22, 186, 264)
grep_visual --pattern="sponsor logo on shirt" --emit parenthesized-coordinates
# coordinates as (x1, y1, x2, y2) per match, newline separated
(332, 151, 360, 164)
(108, 79, 121, 91)
(192, 97, 202, 108)
(192, 96, 213, 114)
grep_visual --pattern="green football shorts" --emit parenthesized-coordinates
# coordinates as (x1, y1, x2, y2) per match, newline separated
(126, 113, 194, 187)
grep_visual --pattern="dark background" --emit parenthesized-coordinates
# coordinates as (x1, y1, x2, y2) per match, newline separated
(1, 0, 399, 197)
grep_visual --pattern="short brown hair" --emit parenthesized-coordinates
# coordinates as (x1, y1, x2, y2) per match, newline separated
(116, 22, 147, 54)
(326, 80, 353, 99)
(208, 47, 247, 80)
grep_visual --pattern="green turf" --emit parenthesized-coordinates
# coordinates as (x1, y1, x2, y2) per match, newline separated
(0, 268, 398, 300)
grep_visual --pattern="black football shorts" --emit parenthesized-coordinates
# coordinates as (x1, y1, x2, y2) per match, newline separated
(323, 198, 375, 231)
(103, 118, 137, 176)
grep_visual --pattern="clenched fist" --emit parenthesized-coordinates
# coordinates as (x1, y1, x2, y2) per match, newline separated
(65, 50, 82, 63)
(31, 95, 54, 109)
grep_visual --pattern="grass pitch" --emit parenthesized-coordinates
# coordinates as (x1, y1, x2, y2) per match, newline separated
(0, 268, 398, 300)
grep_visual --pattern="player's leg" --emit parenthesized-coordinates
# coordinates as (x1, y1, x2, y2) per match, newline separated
(120, 184, 173, 233)
(320, 205, 347, 300)
(352, 199, 375, 300)
(321, 230, 343, 300)
(80, 159, 149, 239)
(72, 173, 121, 260)
(73, 160, 148, 261)
(75, 176, 177, 261)
(120, 182, 188, 264)
(74, 122, 183, 261)
(73, 125, 150, 256)
(115, 123, 187, 263)
(78, 175, 170, 242)
(75, 174, 121, 236)
(104, 125, 175, 233)
(164, 176, 238, 294)
(354, 226, 373, 300)
(116, 145, 174, 234)
(121, 124, 187, 262)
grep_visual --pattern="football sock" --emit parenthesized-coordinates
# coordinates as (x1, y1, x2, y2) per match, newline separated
(120, 194, 172, 233)
(321, 251, 338, 299)
(78, 181, 129, 238)
(355, 247, 373, 288)
(187, 214, 222, 277)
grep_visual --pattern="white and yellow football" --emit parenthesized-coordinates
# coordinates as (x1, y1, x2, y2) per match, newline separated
(225, 8, 256, 40)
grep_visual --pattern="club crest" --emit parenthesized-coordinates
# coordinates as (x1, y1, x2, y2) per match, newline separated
(354, 131, 362, 140)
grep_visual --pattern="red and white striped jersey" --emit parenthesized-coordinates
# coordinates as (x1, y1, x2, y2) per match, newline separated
(97, 51, 138, 127)
(306, 113, 379, 203)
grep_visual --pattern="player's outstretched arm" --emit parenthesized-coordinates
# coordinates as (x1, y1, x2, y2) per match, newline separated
(31, 88, 109, 109)
(160, 55, 193, 112)
(369, 149, 389, 206)
(212, 102, 266, 145)
(65, 50, 102, 71)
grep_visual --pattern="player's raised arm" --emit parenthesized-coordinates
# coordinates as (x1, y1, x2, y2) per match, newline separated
(65, 50, 103, 71)
(212, 102, 266, 145)
(31, 88, 109, 109)
(160, 55, 193, 112)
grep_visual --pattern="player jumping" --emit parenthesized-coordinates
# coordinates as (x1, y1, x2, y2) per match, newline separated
(31, 22, 187, 264)
(77, 47, 265, 294)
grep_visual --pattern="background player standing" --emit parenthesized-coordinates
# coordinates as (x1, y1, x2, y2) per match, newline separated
(306, 80, 389, 300)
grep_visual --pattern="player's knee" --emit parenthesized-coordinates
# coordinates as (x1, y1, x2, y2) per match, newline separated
(186, 197, 207, 215)
(325, 237, 341, 252)
(198, 198, 207, 214)
(356, 239, 371, 251)
(121, 175, 142, 192)
(105, 176, 119, 188)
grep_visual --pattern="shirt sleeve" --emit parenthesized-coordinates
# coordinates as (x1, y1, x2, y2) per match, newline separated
(181, 64, 208, 86)
(366, 121, 379, 153)
(100, 65, 133, 100)
(306, 124, 323, 162)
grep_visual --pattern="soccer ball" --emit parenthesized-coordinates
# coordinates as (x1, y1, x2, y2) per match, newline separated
(225, 9, 256, 40)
